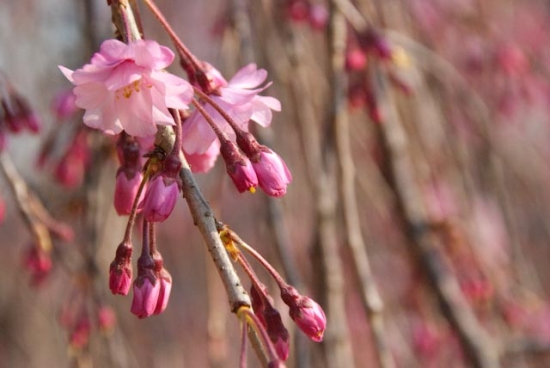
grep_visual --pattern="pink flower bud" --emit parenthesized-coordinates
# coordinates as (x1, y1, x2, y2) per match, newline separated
(154, 269, 172, 315)
(109, 241, 133, 295)
(345, 48, 368, 72)
(55, 153, 85, 188)
(69, 315, 91, 351)
(221, 140, 258, 193)
(131, 274, 160, 319)
(114, 170, 145, 215)
(22, 246, 52, 286)
(140, 174, 179, 222)
(51, 89, 78, 120)
(287, 0, 310, 22)
(308, 4, 329, 30)
(288, 296, 326, 342)
(229, 159, 258, 193)
(252, 150, 292, 197)
(97, 305, 117, 333)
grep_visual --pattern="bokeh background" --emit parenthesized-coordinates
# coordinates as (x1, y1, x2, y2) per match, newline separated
(3, 0, 550, 367)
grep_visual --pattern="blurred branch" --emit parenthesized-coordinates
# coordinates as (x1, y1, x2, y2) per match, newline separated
(264, 10, 356, 368)
(329, 3, 395, 368)
(0, 152, 52, 251)
(372, 69, 500, 368)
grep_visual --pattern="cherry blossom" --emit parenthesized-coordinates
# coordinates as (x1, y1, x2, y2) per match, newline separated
(60, 39, 193, 137)
(182, 63, 281, 170)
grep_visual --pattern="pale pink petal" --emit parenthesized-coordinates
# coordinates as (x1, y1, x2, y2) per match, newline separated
(73, 82, 108, 109)
(228, 64, 268, 88)
(149, 71, 193, 109)
(133, 40, 174, 70)
(58, 66, 74, 83)
(184, 140, 221, 173)
(182, 108, 218, 154)
(97, 39, 129, 62)
(72, 64, 114, 84)
(220, 87, 261, 105)
(104, 63, 145, 91)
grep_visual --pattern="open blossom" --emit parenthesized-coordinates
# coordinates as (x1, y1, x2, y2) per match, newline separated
(182, 63, 281, 168)
(60, 39, 193, 137)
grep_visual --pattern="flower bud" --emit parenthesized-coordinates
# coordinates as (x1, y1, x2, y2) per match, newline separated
(69, 315, 91, 351)
(131, 271, 160, 319)
(154, 268, 172, 315)
(51, 89, 78, 120)
(114, 170, 145, 215)
(97, 305, 117, 334)
(308, 4, 329, 30)
(288, 296, 326, 342)
(281, 287, 326, 342)
(221, 140, 258, 193)
(140, 174, 180, 222)
(252, 150, 292, 197)
(22, 246, 52, 286)
(109, 241, 133, 295)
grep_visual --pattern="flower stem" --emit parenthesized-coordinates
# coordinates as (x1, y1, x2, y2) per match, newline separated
(141, 0, 202, 72)
(193, 87, 246, 135)
(226, 226, 289, 289)
(122, 167, 150, 242)
(191, 99, 231, 144)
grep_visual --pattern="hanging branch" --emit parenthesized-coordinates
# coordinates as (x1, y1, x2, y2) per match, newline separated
(328, 2, 395, 368)
(371, 67, 500, 368)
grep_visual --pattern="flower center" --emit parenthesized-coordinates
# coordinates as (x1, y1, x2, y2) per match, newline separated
(117, 80, 142, 100)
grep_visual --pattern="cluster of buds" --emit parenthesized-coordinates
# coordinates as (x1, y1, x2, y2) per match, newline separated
(59, 292, 117, 353)
(219, 224, 326, 364)
(38, 87, 93, 189)
(109, 219, 173, 318)
(0, 74, 41, 151)
(22, 244, 53, 286)
(285, 0, 329, 31)
(345, 28, 413, 122)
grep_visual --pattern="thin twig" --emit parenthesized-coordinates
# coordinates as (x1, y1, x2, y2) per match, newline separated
(328, 2, 395, 368)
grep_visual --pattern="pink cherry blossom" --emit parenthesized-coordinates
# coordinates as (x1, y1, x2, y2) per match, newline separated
(182, 63, 281, 159)
(60, 39, 193, 137)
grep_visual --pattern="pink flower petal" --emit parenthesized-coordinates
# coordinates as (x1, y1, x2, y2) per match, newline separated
(228, 64, 268, 88)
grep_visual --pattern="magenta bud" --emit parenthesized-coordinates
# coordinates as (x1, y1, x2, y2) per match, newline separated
(109, 262, 132, 295)
(131, 274, 160, 319)
(114, 170, 145, 215)
(220, 139, 258, 193)
(109, 241, 133, 295)
(22, 246, 52, 286)
(289, 296, 326, 342)
(52, 89, 78, 119)
(345, 48, 368, 72)
(287, 0, 310, 22)
(153, 269, 172, 315)
(97, 305, 117, 333)
(229, 159, 258, 193)
(140, 174, 179, 222)
(69, 315, 92, 350)
(252, 150, 292, 197)
(308, 4, 329, 30)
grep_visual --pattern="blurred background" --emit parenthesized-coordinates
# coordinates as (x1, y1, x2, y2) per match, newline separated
(2, 0, 550, 367)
